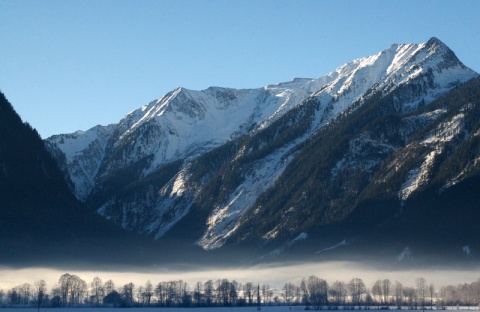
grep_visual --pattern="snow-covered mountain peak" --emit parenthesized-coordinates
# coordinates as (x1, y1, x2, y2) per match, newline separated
(309, 37, 477, 118)
(426, 36, 448, 51)
(303, 42, 424, 118)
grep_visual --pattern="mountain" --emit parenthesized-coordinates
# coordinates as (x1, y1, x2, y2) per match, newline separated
(46, 37, 480, 264)
(0, 92, 156, 266)
(230, 75, 480, 264)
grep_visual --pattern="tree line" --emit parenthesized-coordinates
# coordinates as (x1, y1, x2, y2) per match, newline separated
(1, 273, 480, 309)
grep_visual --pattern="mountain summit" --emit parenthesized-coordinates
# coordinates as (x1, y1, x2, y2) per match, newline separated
(45, 38, 479, 264)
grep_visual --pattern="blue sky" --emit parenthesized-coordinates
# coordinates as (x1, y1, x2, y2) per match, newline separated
(1, 0, 479, 138)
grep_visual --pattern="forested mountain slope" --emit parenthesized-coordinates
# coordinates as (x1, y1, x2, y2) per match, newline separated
(43, 37, 480, 264)
(0, 92, 154, 265)
(229, 77, 480, 263)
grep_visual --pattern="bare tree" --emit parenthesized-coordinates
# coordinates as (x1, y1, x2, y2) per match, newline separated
(261, 284, 267, 305)
(283, 282, 296, 304)
(244, 282, 254, 305)
(473, 278, 480, 307)
(89, 277, 104, 306)
(33, 280, 46, 312)
(229, 280, 238, 306)
(23, 283, 32, 304)
(193, 281, 203, 306)
(348, 277, 366, 306)
(300, 278, 308, 305)
(393, 281, 403, 308)
(261, 284, 273, 305)
(180, 281, 191, 307)
(155, 282, 167, 306)
(203, 280, 214, 306)
(305, 275, 328, 307)
(403, 286, 417, 308)
(416, 277, 427, 310)
(137, 285, 145, 305)
(58, 273, 87, 306)
(103, 280, 115, 296)
(330, 280, 347, 305)
(428, 283, 435, 309)
(382, 279, 391, 305)
(458, 283, 474, 309)
(218, 279, 231, 306)
(372, 280, 383, 305)
(122, 282, 135, 307)
(58, 274, 71, 305)
(266, 286, 274, 305)
(144, 281, 153, 305)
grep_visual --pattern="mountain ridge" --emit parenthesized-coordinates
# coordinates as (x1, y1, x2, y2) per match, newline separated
(44, 37, 480, 263)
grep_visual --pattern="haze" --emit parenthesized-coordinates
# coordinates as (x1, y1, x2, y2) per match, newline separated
(1, 261, 479, 291)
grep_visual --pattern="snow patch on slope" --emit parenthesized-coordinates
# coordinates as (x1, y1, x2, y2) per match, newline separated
(315, 239, 348, 254)
(396, 247, 412, 262)
(398, 150, 437, 201)
(399, 113, 465, 200)
(47, 125, 115, 200)
(197, 146, 296, 250)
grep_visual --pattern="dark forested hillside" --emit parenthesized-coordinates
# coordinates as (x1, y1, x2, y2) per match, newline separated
(0, 92, 156, 265)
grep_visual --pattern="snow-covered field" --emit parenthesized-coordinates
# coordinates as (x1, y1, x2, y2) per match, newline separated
(0, 308, 478, 312)
(0, 308, 305, 312)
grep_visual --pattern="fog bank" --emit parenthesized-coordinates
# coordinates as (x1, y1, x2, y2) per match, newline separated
(1, 261, 479, 290)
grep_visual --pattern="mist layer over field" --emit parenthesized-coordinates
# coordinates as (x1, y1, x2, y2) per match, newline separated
(1, 261, 479, 290)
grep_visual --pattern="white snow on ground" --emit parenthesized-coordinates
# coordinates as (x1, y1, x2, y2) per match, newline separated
(0, 308, 304, 312)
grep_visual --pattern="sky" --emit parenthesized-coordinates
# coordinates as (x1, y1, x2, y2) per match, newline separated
(1, 0, 479, 138)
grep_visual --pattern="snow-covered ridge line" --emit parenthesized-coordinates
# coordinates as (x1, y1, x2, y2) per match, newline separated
(45, 38, 479, 249)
